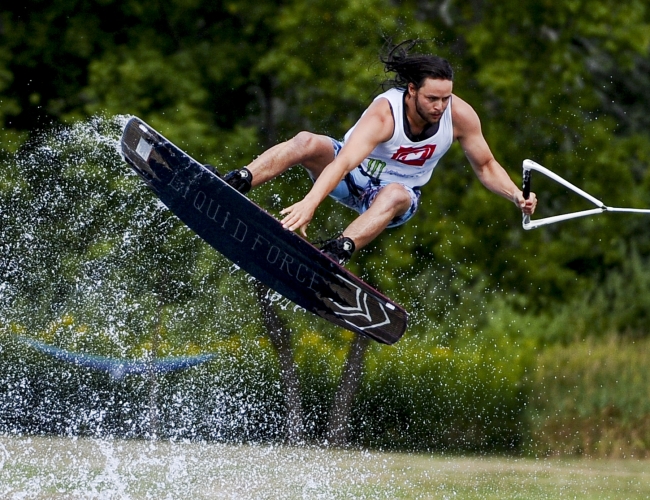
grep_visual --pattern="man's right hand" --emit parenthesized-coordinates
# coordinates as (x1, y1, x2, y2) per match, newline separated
(280, 198, 318, 237)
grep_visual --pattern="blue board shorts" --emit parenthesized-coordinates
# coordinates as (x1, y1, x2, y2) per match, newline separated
(322, 138, 421, 228)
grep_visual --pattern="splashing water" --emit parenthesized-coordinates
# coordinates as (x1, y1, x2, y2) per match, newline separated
(1, 434, 649, 499)
(0, 114, 287, 445)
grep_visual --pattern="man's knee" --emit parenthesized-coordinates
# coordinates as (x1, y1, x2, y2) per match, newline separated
(289, 132, 334, 172)
(291, 131, 320, 152)
(377, 184, 412, 213)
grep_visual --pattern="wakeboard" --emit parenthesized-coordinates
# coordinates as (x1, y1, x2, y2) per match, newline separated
(120, 117, 408, 344)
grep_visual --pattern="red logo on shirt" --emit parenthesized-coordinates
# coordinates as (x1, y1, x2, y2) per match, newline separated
(391, 145, 437, 166)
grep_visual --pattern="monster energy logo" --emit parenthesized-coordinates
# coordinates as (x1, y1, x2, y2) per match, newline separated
(366, 158, 386, 177)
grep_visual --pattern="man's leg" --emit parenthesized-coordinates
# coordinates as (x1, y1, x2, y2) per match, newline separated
(245, 132, 336, 188)
(342, 183, 412, 250)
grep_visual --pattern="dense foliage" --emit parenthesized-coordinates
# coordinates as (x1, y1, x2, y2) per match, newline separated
(1, 0, 650, 453)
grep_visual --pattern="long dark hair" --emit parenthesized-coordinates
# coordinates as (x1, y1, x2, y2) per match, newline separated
(380, 39, 453, 89)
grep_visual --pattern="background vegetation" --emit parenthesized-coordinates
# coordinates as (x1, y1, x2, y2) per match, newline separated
(1, 0, 650, 456)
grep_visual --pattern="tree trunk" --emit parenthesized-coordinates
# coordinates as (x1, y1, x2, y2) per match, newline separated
(254, 281, 305, 444)
(326, 334, 370, 447)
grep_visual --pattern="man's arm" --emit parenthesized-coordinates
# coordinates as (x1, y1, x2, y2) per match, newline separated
(453, 96, 537, 215)
(280, 98, 395, 235)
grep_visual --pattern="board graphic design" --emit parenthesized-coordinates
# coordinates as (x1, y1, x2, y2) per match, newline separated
(120, 117, 408, 344)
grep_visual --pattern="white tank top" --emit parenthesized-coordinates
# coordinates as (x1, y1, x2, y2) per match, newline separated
(344, 88, 454, 188)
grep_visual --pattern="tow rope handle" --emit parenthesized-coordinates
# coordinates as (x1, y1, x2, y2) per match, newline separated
(520, 159, 650, 230)
(522, 165, 532, 228)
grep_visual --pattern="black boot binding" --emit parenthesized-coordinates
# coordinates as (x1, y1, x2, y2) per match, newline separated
(319, 236, 355, 265)
(203, 164, 221, 176)
(203, 165, 253, 195)
(223, 167, 253, 194)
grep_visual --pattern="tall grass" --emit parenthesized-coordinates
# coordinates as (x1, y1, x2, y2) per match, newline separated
(527, 336, 650, 458)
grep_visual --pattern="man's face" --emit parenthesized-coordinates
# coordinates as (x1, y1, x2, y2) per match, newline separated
(410, 78, 453, 125)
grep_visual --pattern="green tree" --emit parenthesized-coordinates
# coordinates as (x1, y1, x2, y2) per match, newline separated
(5, 0, 650, 449)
